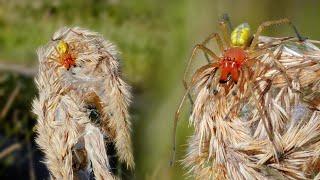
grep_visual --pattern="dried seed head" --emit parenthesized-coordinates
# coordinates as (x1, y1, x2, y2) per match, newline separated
(181, 36, 320, 179)
(33, 27, 134, 179)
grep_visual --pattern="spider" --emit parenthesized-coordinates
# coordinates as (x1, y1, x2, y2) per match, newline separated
(47, 40, 78, 70)
(171, 17, 305, 165)
(49, 28, 86, 70)
(57, 40, 76, 70)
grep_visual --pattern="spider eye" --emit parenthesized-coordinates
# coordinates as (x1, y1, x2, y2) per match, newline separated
(57, 40, 69, 54)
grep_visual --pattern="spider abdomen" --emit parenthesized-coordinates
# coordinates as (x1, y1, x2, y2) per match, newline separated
(231, 23, 251, 47)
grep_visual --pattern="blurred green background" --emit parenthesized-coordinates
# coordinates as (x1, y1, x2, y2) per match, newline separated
(0, 0, 320, 179)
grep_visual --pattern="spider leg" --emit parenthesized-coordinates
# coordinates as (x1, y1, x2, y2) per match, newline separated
(249, 47, 302, 94)
(48, 57, 59, 63)
(69, 28, 85, 37)
(202, 33, 225, 63)
(201, 16, 231, 62)
(266, 48, 294, 90)
(249, 47, 288, 83)
(203, 33, 225, 53)
(223, 74, 271, 121)
(49, 51, 60, 59)
(69, 41, 86, 51)
(51, 28, 72, 41)
(48, 48, 61, 63)
(244, 66, 281, 163)
(223, 70, 280, 164)
(171, 85, 193, 166)
(183, 44, 220, 106)
(219, 21, 231, 47)
(172, 64, 218, 165)
(191, 63, 220, 84)
(220, 13, 233, 31)
(68, 42, 77, 51)
(68, 42, 83, 62)
(250, 18, 306, 51)
(51, 28, 85, 41)
(203, 33, 224, 63)
(54, 45, 60, 55)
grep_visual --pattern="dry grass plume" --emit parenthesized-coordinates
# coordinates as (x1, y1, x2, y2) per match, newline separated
(32, 27, 134, 179)
(181, 37, 320, 179)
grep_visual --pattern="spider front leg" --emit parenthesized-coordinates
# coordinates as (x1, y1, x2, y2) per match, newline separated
(265, 48, 294, 89)
(48, 48, 62, 64)
(249, 47, 299, 92)
(172, 63, 220, 165)
(219, 21, 231, 47)
(223, 73, 271, 122)
(202, 33, 225, 63)
(223, 65, 281, 162)
(171, 85, 192, 166)
(203, 33, 225, 52)
(52, 28, 74, 41)
(183, 44, 220, 105)
(244, 66, 281, 163)
(51, 28, 85, 41)
(250, 18, 305, 51)
(202, 14, 233, 60)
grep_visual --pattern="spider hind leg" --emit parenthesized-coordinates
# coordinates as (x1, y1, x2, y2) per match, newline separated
(250, 18, 306, 50)
(290, 23, 307, 41)
(220, 13, 233, 31)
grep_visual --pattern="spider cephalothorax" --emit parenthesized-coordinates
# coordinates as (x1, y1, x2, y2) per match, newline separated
(219, 47, 248, 83)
